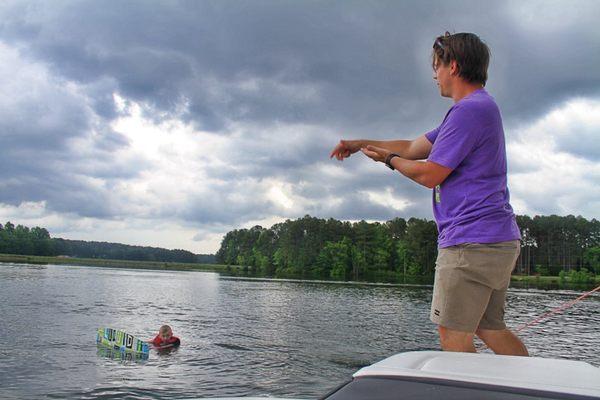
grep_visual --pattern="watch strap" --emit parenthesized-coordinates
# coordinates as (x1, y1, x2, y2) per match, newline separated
(385, 153, 400, 170)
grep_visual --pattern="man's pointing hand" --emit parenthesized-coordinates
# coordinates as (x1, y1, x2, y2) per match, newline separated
(330, 140, 362, 161)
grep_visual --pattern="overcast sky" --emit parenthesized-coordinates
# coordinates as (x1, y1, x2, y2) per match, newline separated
(1, 0, 599, 253)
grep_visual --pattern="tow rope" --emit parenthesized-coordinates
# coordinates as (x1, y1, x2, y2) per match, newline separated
(514, 283, 600, 333)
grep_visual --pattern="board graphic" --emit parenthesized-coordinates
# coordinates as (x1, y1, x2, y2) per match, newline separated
(96, 327, 150, 355)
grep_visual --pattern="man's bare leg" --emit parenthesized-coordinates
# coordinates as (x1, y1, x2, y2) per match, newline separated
(475, 328, 529, 356)
(438, 325, 477, 352)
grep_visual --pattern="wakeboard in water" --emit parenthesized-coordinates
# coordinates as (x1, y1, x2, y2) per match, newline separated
(96, 327, 150, 355)
(96, 345, 149, 361)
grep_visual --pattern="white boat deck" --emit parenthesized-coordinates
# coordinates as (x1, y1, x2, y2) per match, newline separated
(354, 351, 600, 397)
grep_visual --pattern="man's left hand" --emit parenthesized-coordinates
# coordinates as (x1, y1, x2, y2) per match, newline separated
(361, 145, 391, 163)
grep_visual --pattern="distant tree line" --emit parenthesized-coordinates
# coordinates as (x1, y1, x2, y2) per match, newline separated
(516, 215, 600, 276)
(217, 216, 438, 282)
(216, 215, 600, 282)
(0, 221, 215, 264)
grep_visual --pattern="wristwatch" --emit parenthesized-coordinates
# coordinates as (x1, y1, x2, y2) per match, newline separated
(385, 153, 401, 170)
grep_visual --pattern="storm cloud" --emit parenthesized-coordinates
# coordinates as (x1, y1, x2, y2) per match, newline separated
(0, 0, 599, 252)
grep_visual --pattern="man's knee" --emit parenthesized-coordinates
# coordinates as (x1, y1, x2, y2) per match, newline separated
(475, 327, 508, 342)
(475, 328, 529, 356)
(475, 327, 495, 339)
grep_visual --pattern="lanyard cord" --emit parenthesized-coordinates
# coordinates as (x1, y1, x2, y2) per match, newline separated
(513, 284, 600, 334)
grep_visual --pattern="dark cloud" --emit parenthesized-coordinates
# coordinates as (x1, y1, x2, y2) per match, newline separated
(0, 0, 599, 246)
(0, 44, 143, 218)
(8, 4, 599, 130)
(2, 1, 599, 133)
(0, 1, 480, 133)
(555, 123, 600, 161)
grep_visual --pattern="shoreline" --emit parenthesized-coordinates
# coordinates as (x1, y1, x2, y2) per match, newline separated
(1, 253, 598, 290)
(0, 253, 232, 273)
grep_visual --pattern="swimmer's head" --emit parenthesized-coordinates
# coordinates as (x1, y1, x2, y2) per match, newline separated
(159, 324, 173, 340)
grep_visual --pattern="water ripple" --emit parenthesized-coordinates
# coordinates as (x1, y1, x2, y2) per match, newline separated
(1, 263, 598, 399)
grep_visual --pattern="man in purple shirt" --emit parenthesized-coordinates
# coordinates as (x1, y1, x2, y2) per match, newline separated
(330, 32, 528, 356)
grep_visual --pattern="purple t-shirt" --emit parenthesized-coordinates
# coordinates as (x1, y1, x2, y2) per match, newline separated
(425, 88, 521, 248)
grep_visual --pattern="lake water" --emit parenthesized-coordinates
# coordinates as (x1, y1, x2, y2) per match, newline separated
(1, 263, 598, 399)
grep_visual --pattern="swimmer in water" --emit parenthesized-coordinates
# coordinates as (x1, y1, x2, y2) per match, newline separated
(150, 325, 180, 348)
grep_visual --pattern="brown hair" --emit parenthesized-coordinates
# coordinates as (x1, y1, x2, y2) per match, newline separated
(159, 325, 172, 334)
(432, 31, 490, 86)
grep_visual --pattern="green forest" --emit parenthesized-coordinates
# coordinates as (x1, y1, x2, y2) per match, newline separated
(2, 215, 599, 284)
(0, 221, 215, 264)
(216, 215, 600, 283)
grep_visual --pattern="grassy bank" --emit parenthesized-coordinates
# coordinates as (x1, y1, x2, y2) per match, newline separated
(2, 253, 598, 289)
(0, 253, 235, 273)
(511, 274, 600, 287)
(511, 275, 563, 285)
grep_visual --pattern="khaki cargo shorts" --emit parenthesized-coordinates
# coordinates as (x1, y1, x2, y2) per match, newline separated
(430, 240, 520, 333)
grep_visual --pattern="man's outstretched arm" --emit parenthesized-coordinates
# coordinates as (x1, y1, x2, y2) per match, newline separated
(330, 135, 433, 161)
(389, 157, 452, 189)
(361, 145, 452, 189)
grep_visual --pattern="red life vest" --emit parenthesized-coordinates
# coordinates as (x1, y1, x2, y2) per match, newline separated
(152, 334, 180, 347)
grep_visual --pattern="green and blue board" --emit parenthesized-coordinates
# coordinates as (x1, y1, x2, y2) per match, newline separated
(96, 327, 150, 355)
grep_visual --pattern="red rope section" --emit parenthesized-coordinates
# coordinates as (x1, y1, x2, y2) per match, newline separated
(514, 284, 600, 333)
